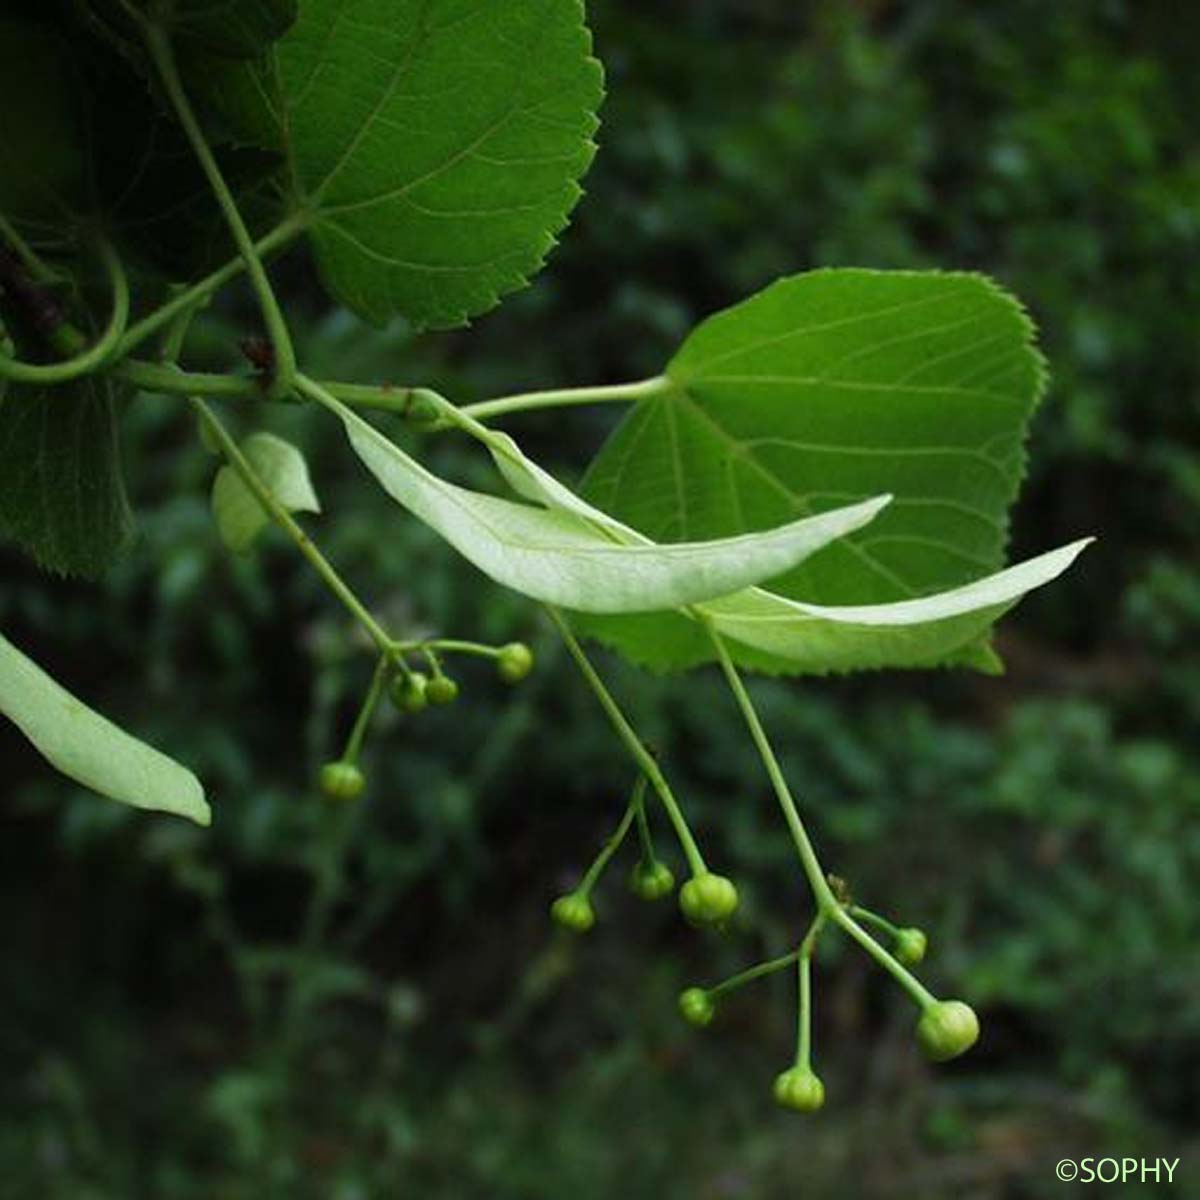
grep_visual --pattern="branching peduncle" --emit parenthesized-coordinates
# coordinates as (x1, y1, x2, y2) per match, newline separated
(0, 235, 128, 384)
(191, 396, 395, 656)
(143, 22, 298, 400)
(700, 618, 838, 912)
(543, 606, 708, 879)
(700, 618, 938, 1009)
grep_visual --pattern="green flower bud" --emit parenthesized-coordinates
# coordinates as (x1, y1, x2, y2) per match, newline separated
(550, 892, 595, 933)
(426, 675, 460, 705)
(916, 1000, 980, 1063)
(772, 1067, 825, 1113)
(679, 872, 739, 927)
(390, 671, 428, 713)
(678, 987, 715, 1028)
(894, 927, 928, 966)
(629, 860, 675, 902)
(319, 760, 365, 802)
(497, 642, 534, 684)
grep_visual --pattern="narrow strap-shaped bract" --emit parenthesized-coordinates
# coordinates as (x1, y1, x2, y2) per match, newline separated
(0, 632, 209, 825)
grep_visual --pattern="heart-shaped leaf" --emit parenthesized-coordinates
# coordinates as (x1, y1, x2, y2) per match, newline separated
(580, 269, 1056, 672)
(223, 0, 604, 327)
(0, 632, 209, 825)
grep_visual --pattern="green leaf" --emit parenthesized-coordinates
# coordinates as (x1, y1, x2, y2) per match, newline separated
(262, 0, 603, 327)
(580, 269, 1053, 673)
(0, 376, 134, 578)
(85, 0, 297, 58)
(332, 398, 891, 614)
(159, 0, 297, 58)
(0, 632, 209, 826)
(211, 431, 321, 553)
(0, 18, 85, 228)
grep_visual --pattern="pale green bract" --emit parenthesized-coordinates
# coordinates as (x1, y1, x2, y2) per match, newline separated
(473, 418, 1092, 675)
(259, 0, 604, 328)
(212, 431, 321, 553)
(578, 268, 1076, 673)
(0, 633, 210, 826)
(327, 395, 892, 615)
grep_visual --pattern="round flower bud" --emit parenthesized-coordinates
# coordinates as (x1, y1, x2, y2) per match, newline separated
(629, 860, 675, 902)
(678, 987, 715, 1028)
(319, 760, 365, 802)
(550, 892, 595, 933)
(497, 642, 534, 684)
(390, 671, 428, 713)
(894, 927, 928, 966)
(678, 872, 740, 927)
(426, 675, 460, 705)
(916, 1000, 980, 1062)
(772, 1067, 825, 1113)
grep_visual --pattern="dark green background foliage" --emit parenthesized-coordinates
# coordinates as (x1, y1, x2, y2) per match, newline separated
(2, 1, 1198, 1196)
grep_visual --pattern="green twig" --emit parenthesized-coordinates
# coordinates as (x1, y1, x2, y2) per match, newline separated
(118, 359, 261, 399)
(113, 216, 307, 361)
(143, 23, 297, 399)
(0, 236, 129, 384)
(0, 212, 60, 282)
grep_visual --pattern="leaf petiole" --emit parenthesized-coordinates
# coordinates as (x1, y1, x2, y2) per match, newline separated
(458, 375, 671, 424)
